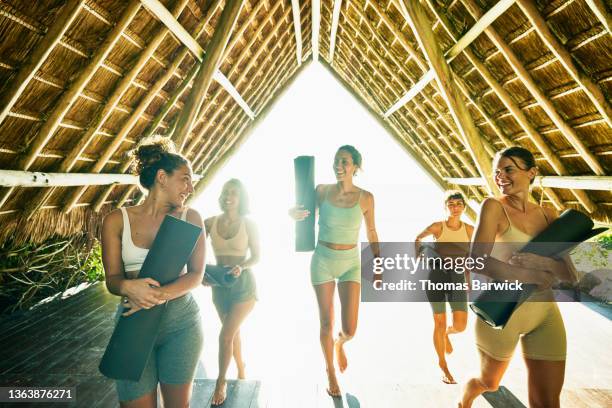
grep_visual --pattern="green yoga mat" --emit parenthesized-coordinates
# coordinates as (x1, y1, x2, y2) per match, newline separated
(294, 156, 315, 252)
(204, 264, 237, 287)
(470, 209, 607, 329)
(99, 214, 202, 381)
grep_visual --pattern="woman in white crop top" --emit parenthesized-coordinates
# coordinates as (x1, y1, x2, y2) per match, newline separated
(460, 147, 577, 408)
(415, 190, 474, 385)
(203, 179, 260, 406)
(101, 136, 205, 407)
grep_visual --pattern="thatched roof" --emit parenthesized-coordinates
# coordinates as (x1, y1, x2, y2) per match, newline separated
(0, 0, 610, 246)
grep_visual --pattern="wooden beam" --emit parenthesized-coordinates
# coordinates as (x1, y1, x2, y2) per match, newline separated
(290, 0, 303, 65)
(516, 0, 612, 129)
(0, 0, 142, 212)
(585, 0, 611, 34)
(312, 0, 321, 61)
(446, 176, 612, 191)
(401, 0, 497, 195)
(0, 169, 201, 187)
(173, 0, 244, 151)
(461, 0, 605, 176)
(328, 0, 343, 62)
(0, 0, 83, 127)
(385, 0, 516, 117)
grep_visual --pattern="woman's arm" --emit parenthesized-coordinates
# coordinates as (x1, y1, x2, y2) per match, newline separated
(101, 210, 165, 308)
(470, 198, 554, 287)
(159, 208, 206, 300)
(362, 191, 380, 258)
(415, 222, 441, 254)
(288, 184, 325, 220)
(230, 219, 260, 276)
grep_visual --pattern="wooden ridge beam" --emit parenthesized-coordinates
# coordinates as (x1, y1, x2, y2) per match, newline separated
(461, 0, 605, 176)
(290, 0, 303, 65)
(401, 0, 497, 195)
(0, 0, 83, 127)
(446, 176, 612, 192)
(173, 0, 245, 150)
(385, 0, 516, 117)
(312, 0, 321, 61)
(516, 0, 612, 129)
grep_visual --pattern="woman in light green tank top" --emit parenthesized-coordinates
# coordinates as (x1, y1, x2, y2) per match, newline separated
(460, 147, 578, 408)
(415, 190, 474, 385)
(290, 145, 380, 398)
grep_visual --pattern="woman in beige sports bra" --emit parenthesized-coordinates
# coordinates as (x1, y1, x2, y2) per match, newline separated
(459, 147, 577, 408)
(203, 179, 259, 406)
(415, 191, 474, 384)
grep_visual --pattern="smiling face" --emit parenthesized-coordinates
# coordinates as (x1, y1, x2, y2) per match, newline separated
(219, 183, 241, 213)
(494, 156, 536, 195)
(445, 198, 465, 217)
(333, 149, 358, 181)
(158, 164, 194, 206)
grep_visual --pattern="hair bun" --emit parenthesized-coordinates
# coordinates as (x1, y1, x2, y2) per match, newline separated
(129, 135, 177, 175)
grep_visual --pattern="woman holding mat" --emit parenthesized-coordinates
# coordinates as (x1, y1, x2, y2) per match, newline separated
(459, 147, 577, 408)
(415, 190, 473, 385)
(203, 179, 260, 406)
(101, 136, 205, 408)
(290, 145, 380, 397)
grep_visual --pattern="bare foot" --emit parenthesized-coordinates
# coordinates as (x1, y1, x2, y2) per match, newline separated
(212, 378, 227, 406)
(334, 336, 348, 373)
(326, 369, 341, 398)
(445, 333, 453, 354)
(440, 365, 457, 384)
(237, 362, 246, 380)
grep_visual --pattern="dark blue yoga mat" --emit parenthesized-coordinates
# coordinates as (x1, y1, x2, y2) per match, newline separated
(99, 214, 202, 381)
(294, 156, 315, 252)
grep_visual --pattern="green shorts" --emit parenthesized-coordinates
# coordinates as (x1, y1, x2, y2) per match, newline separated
(212, 269, 257, 314)
(426, 267, 468, 314)
(310, 244, 361, 285)
(114, 294, 203, 402)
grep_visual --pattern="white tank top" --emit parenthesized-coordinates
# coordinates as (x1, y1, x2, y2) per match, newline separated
(121, 207, 188, 278)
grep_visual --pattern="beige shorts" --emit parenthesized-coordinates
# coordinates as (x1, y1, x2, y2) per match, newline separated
(476, 300, 566, 361)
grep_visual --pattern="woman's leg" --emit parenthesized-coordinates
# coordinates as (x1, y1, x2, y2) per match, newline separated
(213, 300, 255, 405)
(313, 281, 340, 397)
(335, 281, 360, 373)
(119, 389, 157, 408)
(524, 359, 565, 408)
(232, 329, 246, 379)
(460, 350, 509, 408)
(433, 312, 455, 384)
(446, 310, 468, 354)
(159, 383, 193, 408)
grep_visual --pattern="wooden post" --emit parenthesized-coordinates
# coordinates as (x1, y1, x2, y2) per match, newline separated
(173, 0, 244, 151)
(0, 0, 83, 127)
(401, 0, 497, 196)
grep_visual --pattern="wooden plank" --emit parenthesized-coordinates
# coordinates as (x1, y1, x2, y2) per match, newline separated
(445, 175, 612, 191)
(172, 0, 245, 150)
(401, 0, 497, 195)
(312, 0, 321, 60)
(0, 0, 83, 127)
(328, 0, 343, 62)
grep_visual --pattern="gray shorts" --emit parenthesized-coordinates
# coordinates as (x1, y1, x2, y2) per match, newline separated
(114, 294, 203, 402)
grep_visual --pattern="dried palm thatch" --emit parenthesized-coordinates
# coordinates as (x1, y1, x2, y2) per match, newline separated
(0, 0, 610, 247)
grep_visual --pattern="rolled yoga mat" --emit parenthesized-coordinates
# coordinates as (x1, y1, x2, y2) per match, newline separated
(204, 264, 237, 287)
(99, 214, 202, 381)
(470, 209, 607, 329)
(294, 156, 315, 252)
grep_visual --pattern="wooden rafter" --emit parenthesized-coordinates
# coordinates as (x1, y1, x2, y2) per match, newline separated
(516, 0, 612, 129)
(461, 0, 605, 176)
(0, 0, 142, 212)
(290, 0, 303, 65)
(446, 176, 612, 192)
(385, 0, 516, 117)
(401, 0, 497, 195)
(312, 0, 321, 60)
(172, 0, 245, 151)
(585, 0, 611, 34)
(0, 0, 83, 127)
(328, 0, 343, 62)
(424, 0, 597, 213)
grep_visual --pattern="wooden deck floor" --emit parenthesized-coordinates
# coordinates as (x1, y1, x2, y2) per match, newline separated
(0, 282, 610, 407)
